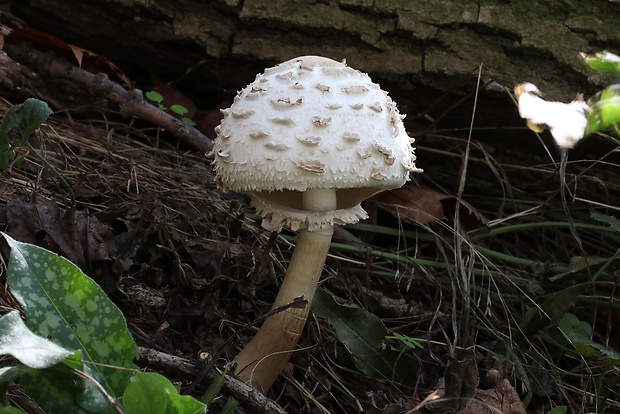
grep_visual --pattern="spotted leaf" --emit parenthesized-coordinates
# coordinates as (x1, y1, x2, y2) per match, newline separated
(0, 310, 72, 368)
(3, 233, 138, 397)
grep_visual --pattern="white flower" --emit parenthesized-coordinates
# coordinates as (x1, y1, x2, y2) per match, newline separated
(514, 83, 589, 149)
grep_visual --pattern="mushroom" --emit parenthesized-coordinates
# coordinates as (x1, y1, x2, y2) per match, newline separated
(212, 56, 422, 392)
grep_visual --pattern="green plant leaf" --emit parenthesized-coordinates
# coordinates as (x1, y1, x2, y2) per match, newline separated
(558, 313, 591, 342)
(0, 365, 31, 384)
(313, 288, 419, 384)
(121, 372, 206, 414)
(583, 51, 620, 77)
(0, 352, 106, 414)
(170, 104, 189, 116)
(220, 398, 238, 414)
(586, 84, 620, 134)
(591, 213, 620, 232)
(517, 284, 586, 339)
(20, 364, 95, 413)
(181, 117, 196, 127)
(3, 234, 138, 397)
(0, 98, 52, 170)
(0, 310, 73, 368)
(546, 406, 567, 414)
(558, 313, 620, 363)
(145, 91, 165, 104)
(201, 368, 226, 406)
(388, 332, 423, 350)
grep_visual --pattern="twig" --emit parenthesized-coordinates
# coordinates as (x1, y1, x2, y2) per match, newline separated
(1, 43, 213, 153)
(137, 347, 289, 414)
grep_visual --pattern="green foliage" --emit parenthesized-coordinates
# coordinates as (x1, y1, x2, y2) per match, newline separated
(0, 311, 73, 368)
(146, 91, 196, 127)
(591, 212, 620, 232)
(146, 90, 165, 108)
(387, 332, 424, 350)
(0, 99, 74, 204)
(586, 85, 620, 135)
(0, 98, 52, 170)
(583, 51, 620, 78)
(312, 288, 419, 385)
(583, 52, 620, 135)
(121, 372, 205, 414)
(0, 311, 106, 413)
(0, 234, 207, 413)
(199, 369, 238, 413)
(5, 234, 137, 396)
(516, 284, 586, 339)
(558, 313, 620, 363)
(546, 406, 567, 414)
(20, 354, 105, 413)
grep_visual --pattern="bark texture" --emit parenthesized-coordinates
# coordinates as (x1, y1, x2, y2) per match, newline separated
(8, 0, 620, 125)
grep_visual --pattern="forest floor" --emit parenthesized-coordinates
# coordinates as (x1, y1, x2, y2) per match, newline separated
(1, 47, 620, 414)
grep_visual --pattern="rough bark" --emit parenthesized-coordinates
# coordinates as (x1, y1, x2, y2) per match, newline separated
(7, 0, 620, 130)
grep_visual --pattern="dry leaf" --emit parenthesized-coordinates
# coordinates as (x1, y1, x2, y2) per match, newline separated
(1, 200, 116, 273)
(426, 377, 526, 414)
(426, 346, 479, 413)
(6, 28, 131, 88)
(376, 185, 488, 230)
(377, 186, 448, 225)
(458, 379, 527, 414)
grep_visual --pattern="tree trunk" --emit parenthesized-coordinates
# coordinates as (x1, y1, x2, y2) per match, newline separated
(7, 0, 620, 130)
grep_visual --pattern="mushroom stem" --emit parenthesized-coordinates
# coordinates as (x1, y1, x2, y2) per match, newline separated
(234, 188, 336, 392)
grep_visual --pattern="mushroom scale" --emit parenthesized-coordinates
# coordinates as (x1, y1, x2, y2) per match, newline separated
(213, 55, 421, 231)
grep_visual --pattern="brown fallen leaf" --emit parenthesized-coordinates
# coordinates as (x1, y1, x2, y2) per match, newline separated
(425, 377, 527, 414)
(425, 346, 479, 413)
(6, 28, 131, 88)
(2, 199, 116, 273)
(459, 379, 527, 414)
(376, 184, 488, 230)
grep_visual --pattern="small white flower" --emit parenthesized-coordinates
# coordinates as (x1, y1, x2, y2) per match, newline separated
(515, 83, 589, 149)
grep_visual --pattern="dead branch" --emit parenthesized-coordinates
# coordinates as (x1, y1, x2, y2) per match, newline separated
(137, 347, 289, 414)
(1, 43, 213, 153)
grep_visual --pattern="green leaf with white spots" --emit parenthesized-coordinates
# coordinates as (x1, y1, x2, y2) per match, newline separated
(0, 310, 74, 368)
(0, 349, 104, 413)
(3, 234, 138, 397)
(20, 355, 95, 414)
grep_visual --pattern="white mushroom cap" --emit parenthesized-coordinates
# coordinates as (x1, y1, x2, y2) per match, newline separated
(213, 55, 422, 231)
